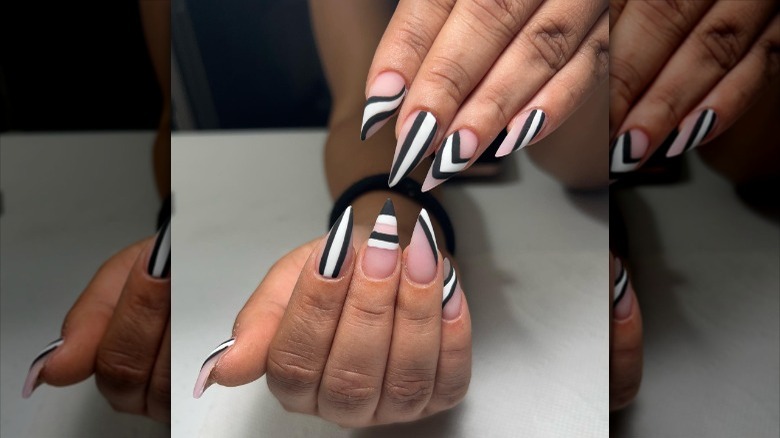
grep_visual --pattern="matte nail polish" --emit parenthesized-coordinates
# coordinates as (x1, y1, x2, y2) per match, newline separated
(22, 337, 63, 398)
(148, 215, 171, 278)
(407, 208, 438, 283)
(389, 111, 438, 187)
(422, 129, 478, 192)
(319, 206, 354, 278)
(495, 109, 546, 157)
(362, 71, 407, 141)
(442, 258, 463, 320)
(609, 129, 649, 177)
(363, 199, 399, 279)
(193, 338, 235, 398)
(666, 108, 717, 157)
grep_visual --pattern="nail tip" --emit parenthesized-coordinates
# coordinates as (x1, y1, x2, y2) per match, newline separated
(380, 198, 395, 216)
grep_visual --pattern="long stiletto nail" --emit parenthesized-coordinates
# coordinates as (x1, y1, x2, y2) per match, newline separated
(407, 208, 438, 283)
(22, 337, 63, 398)
(193, 337, 235, 399)
(422, 129, 478, 192)
(666, 108, 717, 158)
(609, 129, 649, 177)
(495, 109, 546, 157)
(389, 111, 438, 187)
(362, 72, 407, 141)
(363, 199, 399, 279)
(613, 257, 628, 306)
(442, 258, 458, 307)
(148, 215, 171, 278)
(319, 206, 354, 278)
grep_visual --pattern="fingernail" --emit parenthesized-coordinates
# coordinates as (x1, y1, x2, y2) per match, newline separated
(613, 257, 632, 320)
(422, 129, 478, 192)
(319, 206, 354, 278)
(193, 338, 235, 399)
(148, 215, 171, 278)
(407, 208, 438, 284)
(609, 129, 649, 177)
(389, 111, 438, 187)
(22, 337, 63, 398)
(666, 108, 717, 158)
(362, 71, 407, 141)
(495, 109, 546, 157)
(442, 258, 463, 320)
(363, 199, 399, 279)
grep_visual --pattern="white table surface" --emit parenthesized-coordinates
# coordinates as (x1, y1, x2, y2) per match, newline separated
(0, 133, 170, 437)
(171, 130, 609, 437)
(611, 158, 779, 437)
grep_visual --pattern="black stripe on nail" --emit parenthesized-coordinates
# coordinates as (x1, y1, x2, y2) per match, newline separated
(200, 338, 235, 369)
(361, 87, 406, 140)
(389, 111, 438, 186)
(319, 207, 354, 278)
(148, 215, 171, 278)
(683, 109, 717, 153)
(442, 262, 458, 307)
(609, 131, 642, 178)
(512, 109, 545, 152)
(431, 131, 469, 180)
(613, 260, 628, 306)
(29, 338, 63, 370)
(418, 210, 438, 266)
(369, 231, 399, 243)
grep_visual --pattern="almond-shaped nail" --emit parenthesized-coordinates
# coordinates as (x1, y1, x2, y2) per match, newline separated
(389, 111, 438, 187)
(613, 257, 633, 320)
(666, 108, 717, 158)
(363, 199, 399, 279)
(442, 258, 463, 321)
(362, 71, 407, 141)
(609, 129, 649, 177)
(319, 206, 354, 278)
(148, 215, 171, 278)
(22, 337, 63, 398)
(422, 129, 478, 192)
(495, 109, 546, 157)
(407, 208, 438, 284)
(193, 338, 235, 399)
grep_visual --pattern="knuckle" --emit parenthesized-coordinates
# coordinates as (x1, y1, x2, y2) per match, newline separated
(757, 37, 780, 79)
(322, 367, 379, 412)
(585, 38, 610, 83)
(382, 367, 435, 412)
(609, 56, 642, 110)
(393, 16, 436, 66)
(697, 19, 744, 72)
(525, 16, 574, 73)
(266, 348, 321, 396)
(343, 301, 393, 330)
(467, 0, 524, 41)
(423, 54, 474, 107)
(643, 86, 684, 127)
(295, 291, 343, 321)
(473, 82, 513, 127)
(95, 348, 149, 390)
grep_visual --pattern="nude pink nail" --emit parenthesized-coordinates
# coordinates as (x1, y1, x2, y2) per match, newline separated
(193, 338, 235, 399)
(613, 257, 633, 321)
(442, 258, 463, 320)
(22, 337, 63, 398)
(407, 209, 438, 284)
(666, 108, 717, 157)
(495, 109, 546, 157)
(363, 199, 399, 279)
(422, 129, 479, 192)
(362, 71, 407, 141)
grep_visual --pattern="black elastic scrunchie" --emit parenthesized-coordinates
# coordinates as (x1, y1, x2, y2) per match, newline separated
(328, 175, 456, 255)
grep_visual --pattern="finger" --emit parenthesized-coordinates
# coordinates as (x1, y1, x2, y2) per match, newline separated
(608, 0, 627, 29)
(612, 0, 776, 174)
(610, 255, 643, 411)
(421, 2, 606, 190)
(425, 259, 472, 415)
(318, 200, 401, 426)
(361, 0, 455, 141)
(665, 12, 780, 158)
(609, 0, 713, 136)
(375, 209, 442, 423)
(265, 207, 356, 414)
(24, 241, 145, 398)
(146, 320, 171, 423)
(387, 0, 545, 186)
(95, 222, 171, 415)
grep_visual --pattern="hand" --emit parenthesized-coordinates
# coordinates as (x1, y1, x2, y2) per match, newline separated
(22, 223, 172, 423)
(609, 0, 780, 178)
(610, 251, 642, 411)
(194, 201, 471, 427)
(359, 0, 608, 191)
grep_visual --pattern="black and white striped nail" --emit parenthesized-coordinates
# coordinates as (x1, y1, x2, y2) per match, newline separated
(422, 129, 478, 192)
(666, 108, 717, 158)
(442, 258, 458, 307)
(361, 87, 407, 141)
(193, 337, 235, 398)
(22, 337, 63, 398)
(495, 109, 546, 157)
(367, 200, 399, 251)
(148, 215, 171, 278)
(610, 130, 649, 178)
(613, 257, 628, 306)
(389, 111, 438, 187)
(319, 206, 354, 278)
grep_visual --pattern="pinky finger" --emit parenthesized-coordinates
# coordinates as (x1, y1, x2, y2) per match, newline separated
(665, 13, 780, 158)
(496, 11, 609, 157)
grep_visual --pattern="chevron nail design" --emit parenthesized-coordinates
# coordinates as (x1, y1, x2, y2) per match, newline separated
(614, 257, 628, 306)
(442, 258, 458, 308)
(422, 130, 478, 192)
(319, 206, 354, 278)
(610, 130, 648, 178)
(193, 337, 235, 398)
(22, 337, 63, 398)
(389, 111, 438, 187)
(361, 87, 407, 141)
(148, 215, 171, 278)
(495, 109, 546, 157)
(666, 108, 717, 158)
(367, 199, 399, 251)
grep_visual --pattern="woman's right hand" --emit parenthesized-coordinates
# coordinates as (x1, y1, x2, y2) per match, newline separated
(193, 201, 471, 427)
